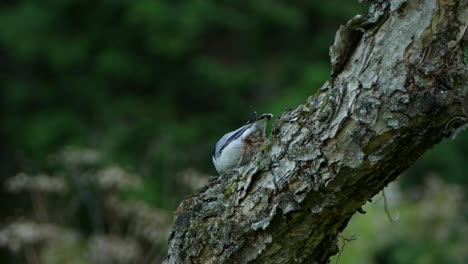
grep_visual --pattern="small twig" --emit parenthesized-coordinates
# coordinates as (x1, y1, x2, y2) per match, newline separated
(335, 234, 357, 264)
(382, 189, 399, 222)
(444, 116, 468, 137)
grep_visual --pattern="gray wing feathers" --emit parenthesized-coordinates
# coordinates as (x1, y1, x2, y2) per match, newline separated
(213, 123, 253, 159)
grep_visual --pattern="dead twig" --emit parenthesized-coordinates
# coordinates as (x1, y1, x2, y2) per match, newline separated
(335, 234, 357, 264)
(382, 189, 399, 222)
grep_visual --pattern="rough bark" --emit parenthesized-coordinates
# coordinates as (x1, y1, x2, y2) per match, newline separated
(167, 0, 468, 263)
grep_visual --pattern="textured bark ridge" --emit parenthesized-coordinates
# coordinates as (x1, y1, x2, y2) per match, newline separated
(167, 0, 468, 263)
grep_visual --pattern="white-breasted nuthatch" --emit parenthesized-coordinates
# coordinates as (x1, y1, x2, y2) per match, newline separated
(212, 112, 273, 174)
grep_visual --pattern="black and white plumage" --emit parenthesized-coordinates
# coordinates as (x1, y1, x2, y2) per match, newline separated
(212, 112, 273, 174)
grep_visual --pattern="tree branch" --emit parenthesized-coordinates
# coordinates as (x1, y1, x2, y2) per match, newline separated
(166, 0, 468, 263)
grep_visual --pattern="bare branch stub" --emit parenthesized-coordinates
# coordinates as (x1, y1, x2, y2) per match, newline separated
(167, 0, 468, 263)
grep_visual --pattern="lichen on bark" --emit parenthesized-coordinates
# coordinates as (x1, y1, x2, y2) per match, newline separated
(166, 0, 468, 263)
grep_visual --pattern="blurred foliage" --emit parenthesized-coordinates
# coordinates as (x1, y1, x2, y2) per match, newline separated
(0, 0, 367, 209)
(1, 147, 173, 263)
(1, 0, 467, 263)
(332, 178, 468, 264)
(404, 135, 468, 187)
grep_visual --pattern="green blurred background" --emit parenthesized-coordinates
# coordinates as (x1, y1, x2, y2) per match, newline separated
(1, 1, 467, 263)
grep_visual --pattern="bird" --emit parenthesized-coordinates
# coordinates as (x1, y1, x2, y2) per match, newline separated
(212, 112, 273, 174)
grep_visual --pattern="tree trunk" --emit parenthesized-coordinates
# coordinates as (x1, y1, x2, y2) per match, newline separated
(166, 0, 468, 263)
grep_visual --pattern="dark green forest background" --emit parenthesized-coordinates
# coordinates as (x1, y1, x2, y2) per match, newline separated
(1, 1, 467, 263)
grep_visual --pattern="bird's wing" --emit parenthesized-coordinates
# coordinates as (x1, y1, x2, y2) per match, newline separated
(213, 123, 253, 159)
